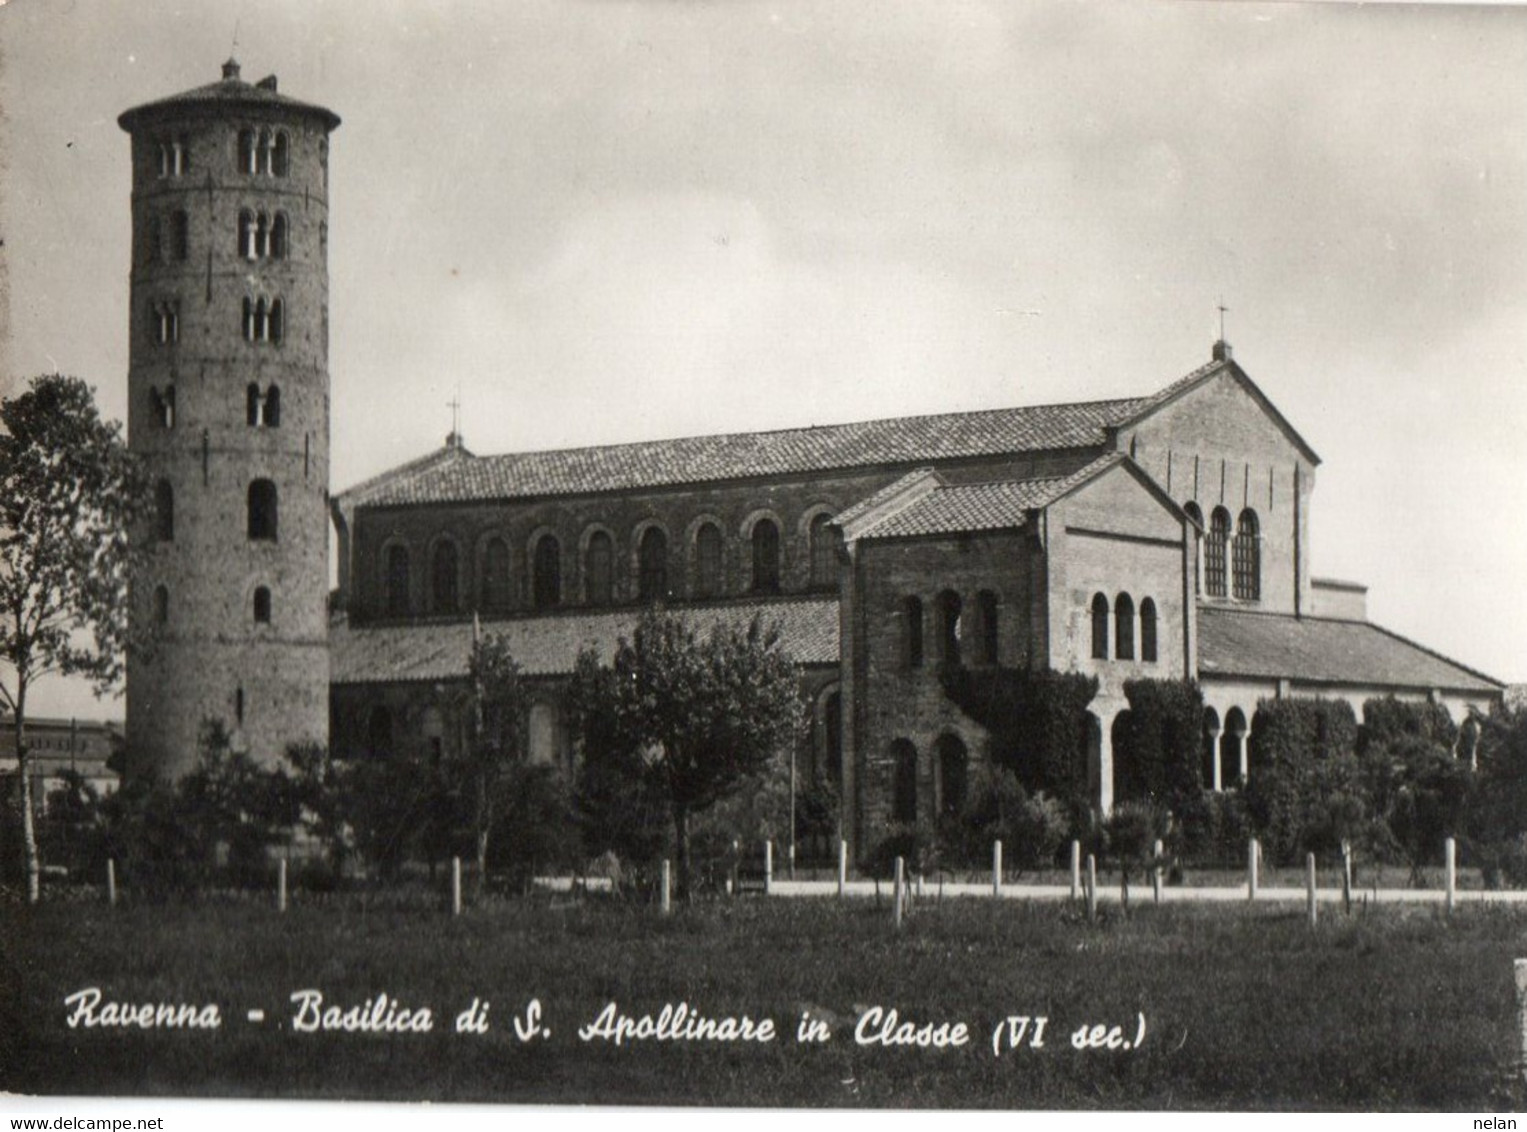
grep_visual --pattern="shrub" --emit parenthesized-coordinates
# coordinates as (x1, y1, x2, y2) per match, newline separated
(1114, 679, 1205, 815)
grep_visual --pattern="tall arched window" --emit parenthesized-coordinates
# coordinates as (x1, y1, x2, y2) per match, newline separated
(268, 298, 284, 343)
(694, 523, 722, 598)
(253, 586, 272, 624)
(904, 596, 924, 668)
(482, 537, 511, 612)
(247, 479, 278, 541)
(1184, 502, 1204, 595)
(239, 210, 256, 258)
(1233, 509, 1261, 600)
(637, 527, 669, 604)
(584, 532, 613, 606)
(936, 734, 969, 817)
(246, 383, 261, 426)
(937, 589, 962, 666)
(1206, 507, 1231, 597)
(385, 545, 411, 616)
(432, 540, 460, 613)
(238, 129, 258, 174)
(1090, 593, 1110, 659)
(271, 131, 289, 177)
(891, 739, 918, 824)
(270, 213, 288, 259)
(976, 590, 999, 665)
(264, 385, 281, 427)
(751, 518, 781, 593)
(532, 535, 561, 610)
(1115, 593, 1135, 660)
(1140, 598, 1158, 663)
(154, 479, 174, 542)
(146, 215, 162, 264)
(808, 513, 838, 589)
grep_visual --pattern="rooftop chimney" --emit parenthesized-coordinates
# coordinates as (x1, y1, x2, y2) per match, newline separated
(1212, 339, 1233, 362)
(222, 58, 241, 81)
(256, 75, 278, 92)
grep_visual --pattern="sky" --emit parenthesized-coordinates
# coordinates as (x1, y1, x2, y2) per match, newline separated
(2, 0, 1525, 722)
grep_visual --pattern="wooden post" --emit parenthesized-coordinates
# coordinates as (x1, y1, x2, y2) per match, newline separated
(731, 838, 740, 897)
(1085, 853, 1098, 922)
(764, 839, 774, 896)
(1515, 959, 1527, 1085)
(1248, 838, 1259, 901)
(1152, 838, 1163, 904)
(451, 856, 462, 917)
(993, 839, 1003, 897)
(837, 839, 847, 898)
(1070, 840, 1081, 901)
(894, 856, 905, 929)
(277, 857, 288, 913)
(1342, 841, 1353, 916)
(1306, 853, 1317, 929)
(107, 858, 117, 907)
(1445, 837, 1457, 915)
(660, 859, 672, 916)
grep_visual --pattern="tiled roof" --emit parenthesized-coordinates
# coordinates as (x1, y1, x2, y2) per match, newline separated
(1197, 608, 1502, 695)
(343, 397, 1145, 508)
(854, 453, 1125, 540)
(330, 598, 840, 685)
(118, 63, 341, 131)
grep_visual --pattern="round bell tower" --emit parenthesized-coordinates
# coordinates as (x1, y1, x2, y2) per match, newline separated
(119, 61, 340, 778)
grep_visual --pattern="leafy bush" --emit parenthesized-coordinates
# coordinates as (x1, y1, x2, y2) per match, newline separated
(951, 773, 1070, 873)
(1114, 679, 1205, 815)
(1244, 698, 1360, 863)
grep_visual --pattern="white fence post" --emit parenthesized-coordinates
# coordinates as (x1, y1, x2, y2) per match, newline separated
(1085, 853, 1098, 922)
(451, 856, 462, 917)
(1248, 838, 1260, 902)
(1515, 960, 1527, 1085)
(993, 839, 1003, 898)
(893, 856, 905, 929)
(277, 856, 288, 913)
(1152, 838, 1163, 904)
(764, 839, 773, 896)
(838, 839, 847, 898)
(1070, 840, 1081, 901)
(107, 859, 117, 908)
(1445, 837, 1457, 915)
(1306, 853, 1317, 929)
(660, 859, 672, 915)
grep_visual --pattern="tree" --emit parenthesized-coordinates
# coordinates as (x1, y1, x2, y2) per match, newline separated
(457, 631, 528, 890)
(569, 610, 800, 898)
(1, 375, 147, 902)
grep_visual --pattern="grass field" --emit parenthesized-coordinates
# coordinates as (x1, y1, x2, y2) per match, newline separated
(4, 891, 1525, 1109)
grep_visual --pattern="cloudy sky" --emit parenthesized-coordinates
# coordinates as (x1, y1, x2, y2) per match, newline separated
(3, 0, 1525, 721)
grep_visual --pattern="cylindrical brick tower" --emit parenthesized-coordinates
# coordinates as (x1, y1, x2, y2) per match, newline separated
(119, 61, 339, 778)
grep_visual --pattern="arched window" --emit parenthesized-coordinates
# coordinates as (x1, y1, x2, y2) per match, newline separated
(976, 590, 999, 665)
(482, 537, 511, 612)
(385, 545, 411, 616)
(936, 734, 968, 817)
(904, 596, 924, 668)
(271, 131, 289, 177)
(243, 297, 257, 341)
(432, 540, 460, 613)
(584, 532, 613, 606)
(637, 527, 669, 604)
(532, 535, 561, 610)
(1090, 593, 1110, 659)
(751, 518, 781, 594)
(694, 523, 722, 598)
(253, 586, 272, 624)
(154, 479, 174, 542)
(809, 513, 838, 588)
(270, 213, 288, 259)
(1233, 509, 1261, 601)
(238, 129, 258, 175)
(151, 300, 179, 345)
(247, 479, 278, 541)
(366, 706, 394, 759)
(891, 739, 918, 824)
(1184, 502, 1204, 595)
(1206, 507, 1231, 597)
(153, 584, 169, 626)
(937, 589, 962, 666)
(1140, 598, 1158, 663)
(239, 210, 256, 258)
(1115, 593, 1135, 660)
(246, 383, 260, 426)
(171, 210, 189, 261)
(150, 384, 176, 429)
(268, 298, 284, 343)
(264, 385, 281, 427)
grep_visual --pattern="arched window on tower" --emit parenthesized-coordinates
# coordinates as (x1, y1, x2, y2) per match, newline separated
(247, 479, 278, 541)
(809, 513, 838, 589)
(637, 527, 669, 604)
(937, 589, 962, 666)
(1206, 507, 1231, 598)
(1091, 593, 1110, 659)
(1184, 502, 1204, 595)
(271, 131, 289, 177)
(432, 540, 460, 614)
(146, 215, 162, 264)
(270, 213, 288, 259)
(253, 586, 272, 625)
(264, 385, 281, 427)
(694, 523, 722, 598)
(150, 384, 176, 429)
(1233, 509, 1261, 601)
(385, 545, 411, 616)
(154, 480, 174, 543)
(1115, 593, 1135, 660)
(239, 210, 256, 259)
(584, 531, 613, 606)
(482, 537, 511, 612)
(1140, 598, 1158, 663)
(268, 298, 284, 343)
(247, 383, 261, 426)
(238, 129, 258, 175)
(904, 596, 924, 668)
(532, 535, 561, 610)
(751, 518, 780, 594)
